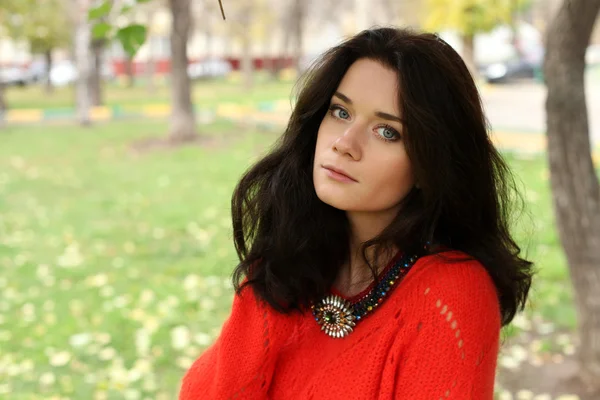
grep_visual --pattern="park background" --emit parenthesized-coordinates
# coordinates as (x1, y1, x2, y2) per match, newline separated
(1, 0, 600, 399)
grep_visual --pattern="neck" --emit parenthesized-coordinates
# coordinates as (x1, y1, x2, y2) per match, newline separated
(334, 211, 398, 295)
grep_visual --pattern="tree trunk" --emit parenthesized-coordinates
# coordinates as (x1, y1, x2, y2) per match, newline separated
(144, 32, 156, 94)
(544, 0, 600, 395)
(125, 56, 135, 88)
(279, 32, 291, 74)
(241, 37, 253, 90)
(205, 20, 212, 59)
(291, 0, 304, 73)
(461, 34, 477, 80)
(146, 50, 156, 94)
(44, 50, 54, 94)
(145, 9, 157, 94)
(239, 1, 253, 90)
(168, 0, 197, 142)
(262, 10, 276, 80)
(263, 56, 276, 81)
(74, 0, 91, 126)
(90, 39, 104, 106)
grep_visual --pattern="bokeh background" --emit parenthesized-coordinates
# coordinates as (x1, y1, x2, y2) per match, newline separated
(1, 0, 600, 399)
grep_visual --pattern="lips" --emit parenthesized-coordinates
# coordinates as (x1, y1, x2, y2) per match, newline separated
(322, 164, 358, 182)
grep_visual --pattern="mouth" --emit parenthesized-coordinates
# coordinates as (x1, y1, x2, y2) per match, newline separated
(321, 164, 358, 182)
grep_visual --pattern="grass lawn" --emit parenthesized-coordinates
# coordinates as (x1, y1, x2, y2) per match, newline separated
(0, 120, 575, 398)
(5, 73, 295, 110)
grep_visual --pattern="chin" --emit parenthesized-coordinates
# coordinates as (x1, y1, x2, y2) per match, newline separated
(315, 183, 357, 211)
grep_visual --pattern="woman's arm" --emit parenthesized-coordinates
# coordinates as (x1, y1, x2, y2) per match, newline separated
(391, 258, 501, 399)
(178, 283, 275, 400)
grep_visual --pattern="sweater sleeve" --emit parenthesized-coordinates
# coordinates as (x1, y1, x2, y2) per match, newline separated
(178, 283, 278, 400)
(392, 257, 501, 399)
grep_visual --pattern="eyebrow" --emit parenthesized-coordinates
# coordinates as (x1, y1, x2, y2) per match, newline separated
(333, 91, 404, 124)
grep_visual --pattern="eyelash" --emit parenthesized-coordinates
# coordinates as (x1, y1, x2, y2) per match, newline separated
(328, 104, 401, 142)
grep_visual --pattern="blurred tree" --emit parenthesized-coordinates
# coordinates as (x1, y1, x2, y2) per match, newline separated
(258, 0, 279, 80)
(7, 0, 71, 94)
(289, 0, 307, 73)
(124, 53, 136, 87)
(382, 0, 422, 27)
(239, 1, 254, 90)
(0, 0, 71, 97)
(265, 0, 296, 77)
(91, 36, 107, 105)
(0, 4, 14, 115)
(140, 2, 162, 94)
(220, 0, 273, 89)
(88, 0, 228, 141)
(167, 0, 197, 142)
(544, 0, 600, 396)
(424, 0, 515, 76)
(276, 0, 344, 76)
(74, 0, 92, 125)
(88, 0, 149, 104)
(88, 0, 114, 106)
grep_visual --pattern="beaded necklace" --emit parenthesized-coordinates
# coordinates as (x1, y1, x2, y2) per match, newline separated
(310, 252, 419, 338)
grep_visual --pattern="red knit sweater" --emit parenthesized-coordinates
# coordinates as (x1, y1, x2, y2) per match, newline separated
(179, 252, 501, 399)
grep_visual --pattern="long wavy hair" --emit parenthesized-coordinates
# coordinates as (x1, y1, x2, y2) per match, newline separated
(230, 27, 533, 327)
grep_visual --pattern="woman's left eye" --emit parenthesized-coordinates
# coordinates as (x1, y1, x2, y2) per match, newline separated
(376, 125, 400, 141)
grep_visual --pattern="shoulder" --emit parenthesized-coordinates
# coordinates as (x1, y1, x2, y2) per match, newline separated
(403, 250, 499, 305)
(388, 251, 502, 398)
(395, 250, 501, 342)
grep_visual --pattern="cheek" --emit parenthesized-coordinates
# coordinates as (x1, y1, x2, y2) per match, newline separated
(315, 121, 333, 150)
(364, 155, 414, 207)
(313, 124, 332, 166)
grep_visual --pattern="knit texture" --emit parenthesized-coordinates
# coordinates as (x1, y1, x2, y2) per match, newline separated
(179, 251, 501, 400)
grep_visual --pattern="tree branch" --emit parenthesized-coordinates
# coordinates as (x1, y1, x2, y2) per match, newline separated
(218, 0, 226, 20)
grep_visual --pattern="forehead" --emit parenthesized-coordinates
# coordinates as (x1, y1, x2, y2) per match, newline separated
(336, 58, 400, 114)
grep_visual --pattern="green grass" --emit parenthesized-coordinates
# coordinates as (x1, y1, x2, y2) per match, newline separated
(0, 120, 275, 399)
(5, 74, 294, 110)
(0, 120, 576, 398)
(503, 152, 577, 332)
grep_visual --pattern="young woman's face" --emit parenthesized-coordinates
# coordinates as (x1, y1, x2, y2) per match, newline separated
(313, 58, 415, 215)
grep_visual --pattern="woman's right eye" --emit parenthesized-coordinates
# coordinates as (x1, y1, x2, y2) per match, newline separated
(329, 105, 350, 120)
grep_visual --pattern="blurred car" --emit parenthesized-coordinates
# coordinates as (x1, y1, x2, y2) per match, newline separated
(483, 57, 541, 84)
(483, 43, 600, 84)
(188, 59, 232, 80)
(50, 61, 78, 86)
(482, 36, 545, 84)
(0, 66, 29, 86)
(49, 60, 115, 87)
(26, 60, 48, 83)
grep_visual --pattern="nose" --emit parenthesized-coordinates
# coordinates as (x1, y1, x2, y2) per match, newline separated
(332, 124, 363, 161)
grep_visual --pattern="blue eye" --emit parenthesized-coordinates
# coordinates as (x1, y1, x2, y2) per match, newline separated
(329, 105, 350, 120)
(376, 125, 400, 142)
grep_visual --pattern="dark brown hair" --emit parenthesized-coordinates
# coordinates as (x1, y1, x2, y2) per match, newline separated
(230, 27, 533, 327)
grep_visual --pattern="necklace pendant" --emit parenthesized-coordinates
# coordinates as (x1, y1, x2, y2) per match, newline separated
(311, 253, 420, 338)
(312, 294, 356, 338)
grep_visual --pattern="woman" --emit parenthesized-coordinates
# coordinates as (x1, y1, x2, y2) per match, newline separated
(179, 27, 533, 399)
